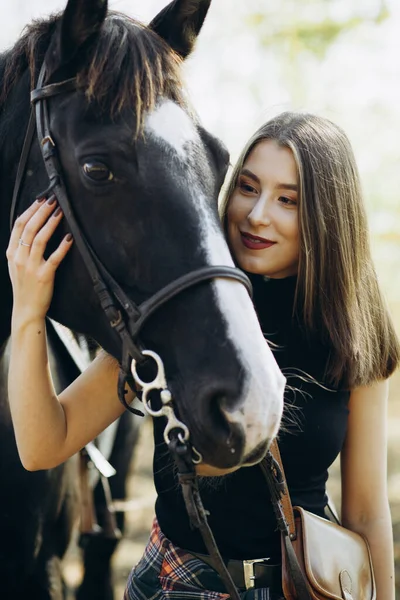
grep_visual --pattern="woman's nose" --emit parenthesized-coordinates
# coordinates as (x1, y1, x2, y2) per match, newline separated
(247, 197, 271, 228)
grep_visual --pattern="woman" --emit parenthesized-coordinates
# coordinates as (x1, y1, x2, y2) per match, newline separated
(7, 112, 399, 599)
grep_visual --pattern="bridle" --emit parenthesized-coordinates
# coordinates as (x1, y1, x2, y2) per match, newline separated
(10, 57, 252, 409)
(10, 55, 256, 600)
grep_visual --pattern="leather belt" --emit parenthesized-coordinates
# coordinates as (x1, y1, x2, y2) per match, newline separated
(192, 552, 282, 591)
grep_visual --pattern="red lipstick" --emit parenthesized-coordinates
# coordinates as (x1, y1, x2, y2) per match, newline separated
(240, 231, 276, 250)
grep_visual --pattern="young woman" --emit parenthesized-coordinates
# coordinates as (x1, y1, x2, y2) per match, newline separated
(7, 112, 399, 599)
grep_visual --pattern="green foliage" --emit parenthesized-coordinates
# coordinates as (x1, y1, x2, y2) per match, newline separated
(289, 17, 363, 58)
(247, 3, 390, 59)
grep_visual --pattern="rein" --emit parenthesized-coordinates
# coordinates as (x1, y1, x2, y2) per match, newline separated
(131, 353, 242, 600)
(10, 54, 249, 599)
(170, 439, 242, 600)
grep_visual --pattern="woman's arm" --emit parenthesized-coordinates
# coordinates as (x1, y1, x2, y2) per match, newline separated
(7, 198, 128, 471)
(340, 380, 395, 600)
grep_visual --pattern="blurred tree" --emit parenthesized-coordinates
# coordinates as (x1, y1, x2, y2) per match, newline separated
(242, 0, 390, 112)
(247, 0, 389, 59)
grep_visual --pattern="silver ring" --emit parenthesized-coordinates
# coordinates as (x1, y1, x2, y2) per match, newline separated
(18, 238, 31, 247)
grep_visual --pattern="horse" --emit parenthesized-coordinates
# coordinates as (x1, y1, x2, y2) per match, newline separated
(0, 0, 286, 598)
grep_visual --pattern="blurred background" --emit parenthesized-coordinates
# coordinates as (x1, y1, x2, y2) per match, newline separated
(2, 0, 400, 597)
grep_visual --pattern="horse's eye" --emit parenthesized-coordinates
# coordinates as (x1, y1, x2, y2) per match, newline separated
(83, 162, 114, 182)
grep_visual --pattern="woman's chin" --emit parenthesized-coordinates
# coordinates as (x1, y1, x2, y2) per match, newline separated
(195, 463, 240, 477)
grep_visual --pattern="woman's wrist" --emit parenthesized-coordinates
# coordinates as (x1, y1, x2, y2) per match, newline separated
(11, 314, 46, 337)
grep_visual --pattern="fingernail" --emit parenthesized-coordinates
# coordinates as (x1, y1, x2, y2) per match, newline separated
(36, 197, 45, 204)
(47, 195, 57, 205)
(53, 206, 63, 217)
(65, 234, 73, 242)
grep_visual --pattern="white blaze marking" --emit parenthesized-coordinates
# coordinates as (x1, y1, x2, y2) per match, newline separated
(146, 101, 285, 456)
(146, 102, 199, 158)
(199, 197, 285, 454)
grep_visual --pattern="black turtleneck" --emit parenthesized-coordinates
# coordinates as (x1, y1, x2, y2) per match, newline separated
(153, 274, 350, 560)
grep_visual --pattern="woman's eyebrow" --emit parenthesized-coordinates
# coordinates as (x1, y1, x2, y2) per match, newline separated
(276, 183, 298, 191)
(240, 168, 260, 184)
(241, 168, 298, 191)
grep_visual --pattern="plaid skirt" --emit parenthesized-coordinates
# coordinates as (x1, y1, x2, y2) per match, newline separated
(124, 519, 284, 600)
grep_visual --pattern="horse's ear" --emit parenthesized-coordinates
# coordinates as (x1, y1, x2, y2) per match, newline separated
(47, 0, 108, 74)
(149, 0, 211, 59)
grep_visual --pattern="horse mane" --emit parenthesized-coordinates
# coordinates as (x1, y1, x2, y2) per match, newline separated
(0, 11, 186, 134)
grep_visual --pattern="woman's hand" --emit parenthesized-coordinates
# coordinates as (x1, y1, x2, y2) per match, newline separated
(6, 198, 126, 471)
(6, 196, 73, 327)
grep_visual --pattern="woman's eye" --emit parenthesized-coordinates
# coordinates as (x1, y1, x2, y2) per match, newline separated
(83, 162, 114, 182)
(239, 180, 257, 194)
(279, 196, 297, 206)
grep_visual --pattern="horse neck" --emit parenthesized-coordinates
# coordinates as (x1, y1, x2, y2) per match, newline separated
(0, 62, 31, 345)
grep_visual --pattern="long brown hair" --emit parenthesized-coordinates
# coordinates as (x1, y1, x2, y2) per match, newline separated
(221, 112, 399, 388)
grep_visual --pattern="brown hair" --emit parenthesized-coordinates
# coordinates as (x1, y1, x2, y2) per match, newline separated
(221, 112, 399, 388)
(0, 12, 185, 135)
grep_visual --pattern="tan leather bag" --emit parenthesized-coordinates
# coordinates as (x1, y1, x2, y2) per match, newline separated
(266, 442, 376, 600)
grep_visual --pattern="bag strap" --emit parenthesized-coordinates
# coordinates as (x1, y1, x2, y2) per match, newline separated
(260, 442, 312, 600)
(269, 440, 296, 539)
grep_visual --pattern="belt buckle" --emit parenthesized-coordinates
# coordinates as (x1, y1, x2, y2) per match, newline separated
(243, 557, 270, 590)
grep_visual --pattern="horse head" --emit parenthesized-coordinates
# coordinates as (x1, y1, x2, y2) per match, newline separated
(1, 0, 285, 469)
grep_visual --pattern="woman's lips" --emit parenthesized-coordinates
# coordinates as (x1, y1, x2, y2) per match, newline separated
(240, 231, 276, 250)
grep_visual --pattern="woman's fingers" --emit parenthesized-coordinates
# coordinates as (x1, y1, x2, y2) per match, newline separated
(29, 206, 65, 262)
(7, 195, 74, 272)
(17, 196, 58, 250)
(6, 198, 45, 258)
(44, 234, 74, 273)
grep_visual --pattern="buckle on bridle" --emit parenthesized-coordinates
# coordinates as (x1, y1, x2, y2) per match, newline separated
(41, 135, 55, 147)
(110, 310, 123, 328)
(243, 558, 270, 590)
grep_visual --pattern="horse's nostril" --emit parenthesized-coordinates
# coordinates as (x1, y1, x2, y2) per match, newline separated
(184, 385, 247, 468)
(208, 393, 232, 439)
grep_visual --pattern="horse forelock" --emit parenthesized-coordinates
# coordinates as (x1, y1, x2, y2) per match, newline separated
(0, 11, 187, 136)
(79, 14, 187, 134)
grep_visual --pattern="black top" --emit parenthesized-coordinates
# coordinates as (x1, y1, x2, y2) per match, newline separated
(153, 274, 350, 560)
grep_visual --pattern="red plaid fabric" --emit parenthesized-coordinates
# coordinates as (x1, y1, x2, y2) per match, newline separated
(124, 518, 229, 599)
(124, 518, 277, 599)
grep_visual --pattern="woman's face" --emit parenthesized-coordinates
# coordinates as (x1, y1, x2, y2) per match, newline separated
(227, 139, 299, 279)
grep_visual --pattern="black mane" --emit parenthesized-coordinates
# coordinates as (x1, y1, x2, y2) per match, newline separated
(0, 12, 186, 133)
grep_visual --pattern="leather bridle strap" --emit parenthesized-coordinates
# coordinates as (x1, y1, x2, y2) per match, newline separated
(30, 78, 77, 102)
(127, 265, 252, 338)
(9, 78, 77, 232)
(10, 109, 36, 232)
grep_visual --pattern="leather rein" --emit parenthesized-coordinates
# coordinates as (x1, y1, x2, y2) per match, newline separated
(9, 56, 252, 599)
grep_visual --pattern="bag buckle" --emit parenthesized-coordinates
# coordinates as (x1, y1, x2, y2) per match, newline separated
(243, 558, 270, 590)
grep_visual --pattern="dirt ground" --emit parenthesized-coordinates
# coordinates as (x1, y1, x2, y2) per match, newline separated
(64, 369, 400, 599)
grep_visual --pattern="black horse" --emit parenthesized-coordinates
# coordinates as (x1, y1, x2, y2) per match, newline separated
(0, 0, 285, 598)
